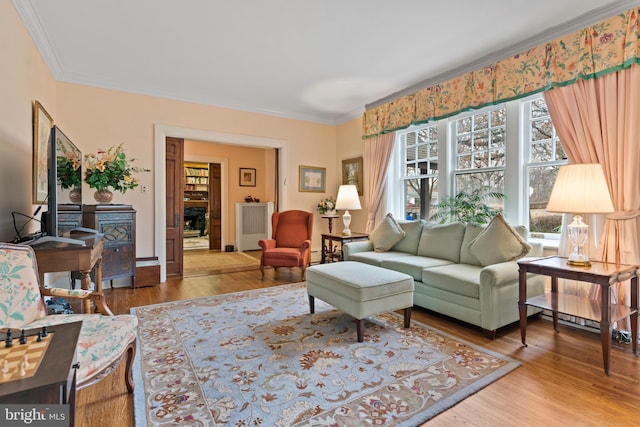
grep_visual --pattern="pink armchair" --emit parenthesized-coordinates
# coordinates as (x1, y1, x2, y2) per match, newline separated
(0, 243, 137, 392)
(258, 210, 313, 280)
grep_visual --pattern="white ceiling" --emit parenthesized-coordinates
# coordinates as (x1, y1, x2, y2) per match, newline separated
(13, 0, 640, 125)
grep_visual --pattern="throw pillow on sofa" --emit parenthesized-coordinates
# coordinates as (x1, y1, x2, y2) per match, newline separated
(469, 213, 532, 266)
(369, 213, 406, 252)
(391, 219, 424, 254)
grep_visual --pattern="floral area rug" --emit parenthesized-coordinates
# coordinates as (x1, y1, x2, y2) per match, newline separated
(131, 283, 519, 426)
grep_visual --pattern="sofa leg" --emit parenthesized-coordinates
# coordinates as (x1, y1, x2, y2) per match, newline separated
(308, 295, 315, 313)
(482, 329, 497, 340)
(403, 307, 412, 328)
(356, 319, 365, 342)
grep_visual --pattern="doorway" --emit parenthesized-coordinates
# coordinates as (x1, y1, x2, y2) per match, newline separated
(183, 161, 222, 252)
(155, 125, 289, 282)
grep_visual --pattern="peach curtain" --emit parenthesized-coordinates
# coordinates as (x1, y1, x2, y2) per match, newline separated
(364, 132, 395, 233)
(543, 64, 640, 329)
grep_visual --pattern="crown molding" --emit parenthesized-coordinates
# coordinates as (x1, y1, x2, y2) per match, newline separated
(12, 0, 62, 79)
(366, 0, 640, 111)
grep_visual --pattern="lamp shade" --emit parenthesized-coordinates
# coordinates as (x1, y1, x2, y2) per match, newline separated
(546, 164, 614, 214)
(335, 185, 361, 210)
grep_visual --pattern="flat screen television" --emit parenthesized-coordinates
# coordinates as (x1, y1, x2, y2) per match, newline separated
(38, 125, 85, 245)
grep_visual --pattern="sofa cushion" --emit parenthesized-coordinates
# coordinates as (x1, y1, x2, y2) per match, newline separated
(390, 220, 424, 254)
(381, 255, 454, 281)
(349, 251, 408, 267)
(421, 264, 482, 299)
(469, 213, 532, 266)
(369, 213, 406, 252)
(417, 221, 466, 263)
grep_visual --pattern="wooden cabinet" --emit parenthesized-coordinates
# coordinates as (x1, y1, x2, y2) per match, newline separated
(82, 204, 136, 287)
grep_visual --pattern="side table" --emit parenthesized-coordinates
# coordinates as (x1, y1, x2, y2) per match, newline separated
(518, 255, 638, 375)
(320, 215, 340, 234)
(321, 232, 369, 263)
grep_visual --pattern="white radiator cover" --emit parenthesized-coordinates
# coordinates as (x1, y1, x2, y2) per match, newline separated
(235, 202, 274, 251)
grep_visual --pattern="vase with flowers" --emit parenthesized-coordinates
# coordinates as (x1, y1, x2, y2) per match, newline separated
(84, 144, 150, 204)
(56, 145, 83, 203)
(316, 196, 336, 215)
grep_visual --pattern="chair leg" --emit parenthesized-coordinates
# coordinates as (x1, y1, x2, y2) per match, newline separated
(260, 265, 265, 280)
(301, 266, 306, 281)
(124, 340, 136, 393)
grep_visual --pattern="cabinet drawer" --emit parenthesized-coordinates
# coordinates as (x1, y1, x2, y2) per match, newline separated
(102, 246, 135, 279)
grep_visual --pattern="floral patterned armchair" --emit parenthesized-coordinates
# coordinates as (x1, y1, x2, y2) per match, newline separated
(0, 243, 137, 391)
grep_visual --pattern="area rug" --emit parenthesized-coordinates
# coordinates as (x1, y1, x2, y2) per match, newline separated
(131, 283, 519, 426)
(183, 250, 260, 276)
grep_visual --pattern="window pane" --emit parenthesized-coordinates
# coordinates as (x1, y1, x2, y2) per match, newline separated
(404, 177, 438, 221)
(454, 171, 505, 210)
(473, 130, 489, 151)
(529, 165, 562, 233)
(458, 117, 471, 133)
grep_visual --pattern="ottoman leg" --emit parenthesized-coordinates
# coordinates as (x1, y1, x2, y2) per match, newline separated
(404, 307, 412, 328)
(308, 295, 315, 313)
(356, 319, 365, 342)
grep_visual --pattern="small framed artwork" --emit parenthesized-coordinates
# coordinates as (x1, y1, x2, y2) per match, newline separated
(33, 100, 54, 203)
(299, 165, 326, 192)
(342, 156, 363, 195)
(239, 167, 256, 187)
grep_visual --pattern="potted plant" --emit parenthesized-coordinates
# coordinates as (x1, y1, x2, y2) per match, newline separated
(430, 189, 505, 224)
(84, 144, 149, 204)
(56, 146, 82, 203)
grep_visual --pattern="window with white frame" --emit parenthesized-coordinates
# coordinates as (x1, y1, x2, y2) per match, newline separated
(451, 106, 506, 211)
(390, 95, 565, 236)
(399, 126, 439, 221)
(524, 97, 567, 237)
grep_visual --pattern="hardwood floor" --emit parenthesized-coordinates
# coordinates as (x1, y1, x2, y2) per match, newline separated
(76, 254, 640, 427)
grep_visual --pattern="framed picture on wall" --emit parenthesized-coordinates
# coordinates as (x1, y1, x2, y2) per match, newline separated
(299, 165, 326, 192)
(33, 100, 54, 203)
(239, 167, 256, 187)
(342, 156, 363, 195)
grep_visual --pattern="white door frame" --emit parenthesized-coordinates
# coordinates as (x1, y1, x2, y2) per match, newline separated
(154, 124, 288, 281)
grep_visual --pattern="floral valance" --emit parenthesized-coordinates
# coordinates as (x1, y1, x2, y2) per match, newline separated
(363, 8, 640, 139)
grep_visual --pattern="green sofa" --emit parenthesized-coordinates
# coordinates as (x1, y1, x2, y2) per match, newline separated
(342, 215, 545, 338)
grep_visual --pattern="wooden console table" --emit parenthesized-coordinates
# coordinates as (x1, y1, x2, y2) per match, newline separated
(518, 256, 638, 374)
(321, 232, 369, 263)
(32, 232, 113, 316)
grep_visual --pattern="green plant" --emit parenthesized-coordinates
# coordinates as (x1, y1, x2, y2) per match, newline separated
(84, 144, 149, 193)
(56, 148, 82, 190)
(429, 189, 505, 224)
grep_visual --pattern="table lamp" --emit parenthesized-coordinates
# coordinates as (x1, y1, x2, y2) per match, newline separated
(546, 163, 614, 266)
(335, 184, 361, 236)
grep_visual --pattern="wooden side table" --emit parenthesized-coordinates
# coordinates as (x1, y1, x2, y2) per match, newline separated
(518, 256, 638, 374)
(321, 232, 369, 263)
(320, 215, 340, 234)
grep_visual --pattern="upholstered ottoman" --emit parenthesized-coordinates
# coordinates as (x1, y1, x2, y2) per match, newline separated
(306, 261, 414, 342)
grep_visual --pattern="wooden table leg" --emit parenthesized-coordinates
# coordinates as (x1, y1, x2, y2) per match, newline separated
(518, 267, 528, 347)
(92, 256, 113, 316)
(551, 276, 559, 333)
(79, 268, 92, 314)
(601, 284, 611, 375)
(631, 276, 638, 357)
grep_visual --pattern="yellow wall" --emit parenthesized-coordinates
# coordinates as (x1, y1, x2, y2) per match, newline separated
(1, 1, 368, 263)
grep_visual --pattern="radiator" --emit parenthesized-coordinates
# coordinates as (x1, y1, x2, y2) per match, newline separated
(235, 202, 274, 251)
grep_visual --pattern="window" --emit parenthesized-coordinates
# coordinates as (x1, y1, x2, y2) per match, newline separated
(399, 126, 439, 221)
(451, 107, 506, 210)
(390, 95, 564, 236)
(524, 98, 567, 237)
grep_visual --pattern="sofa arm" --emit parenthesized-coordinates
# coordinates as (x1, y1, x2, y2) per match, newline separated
(342, 241, 374, 260)
(527, 242, 543, 257)
(480, 261, 520, 288)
